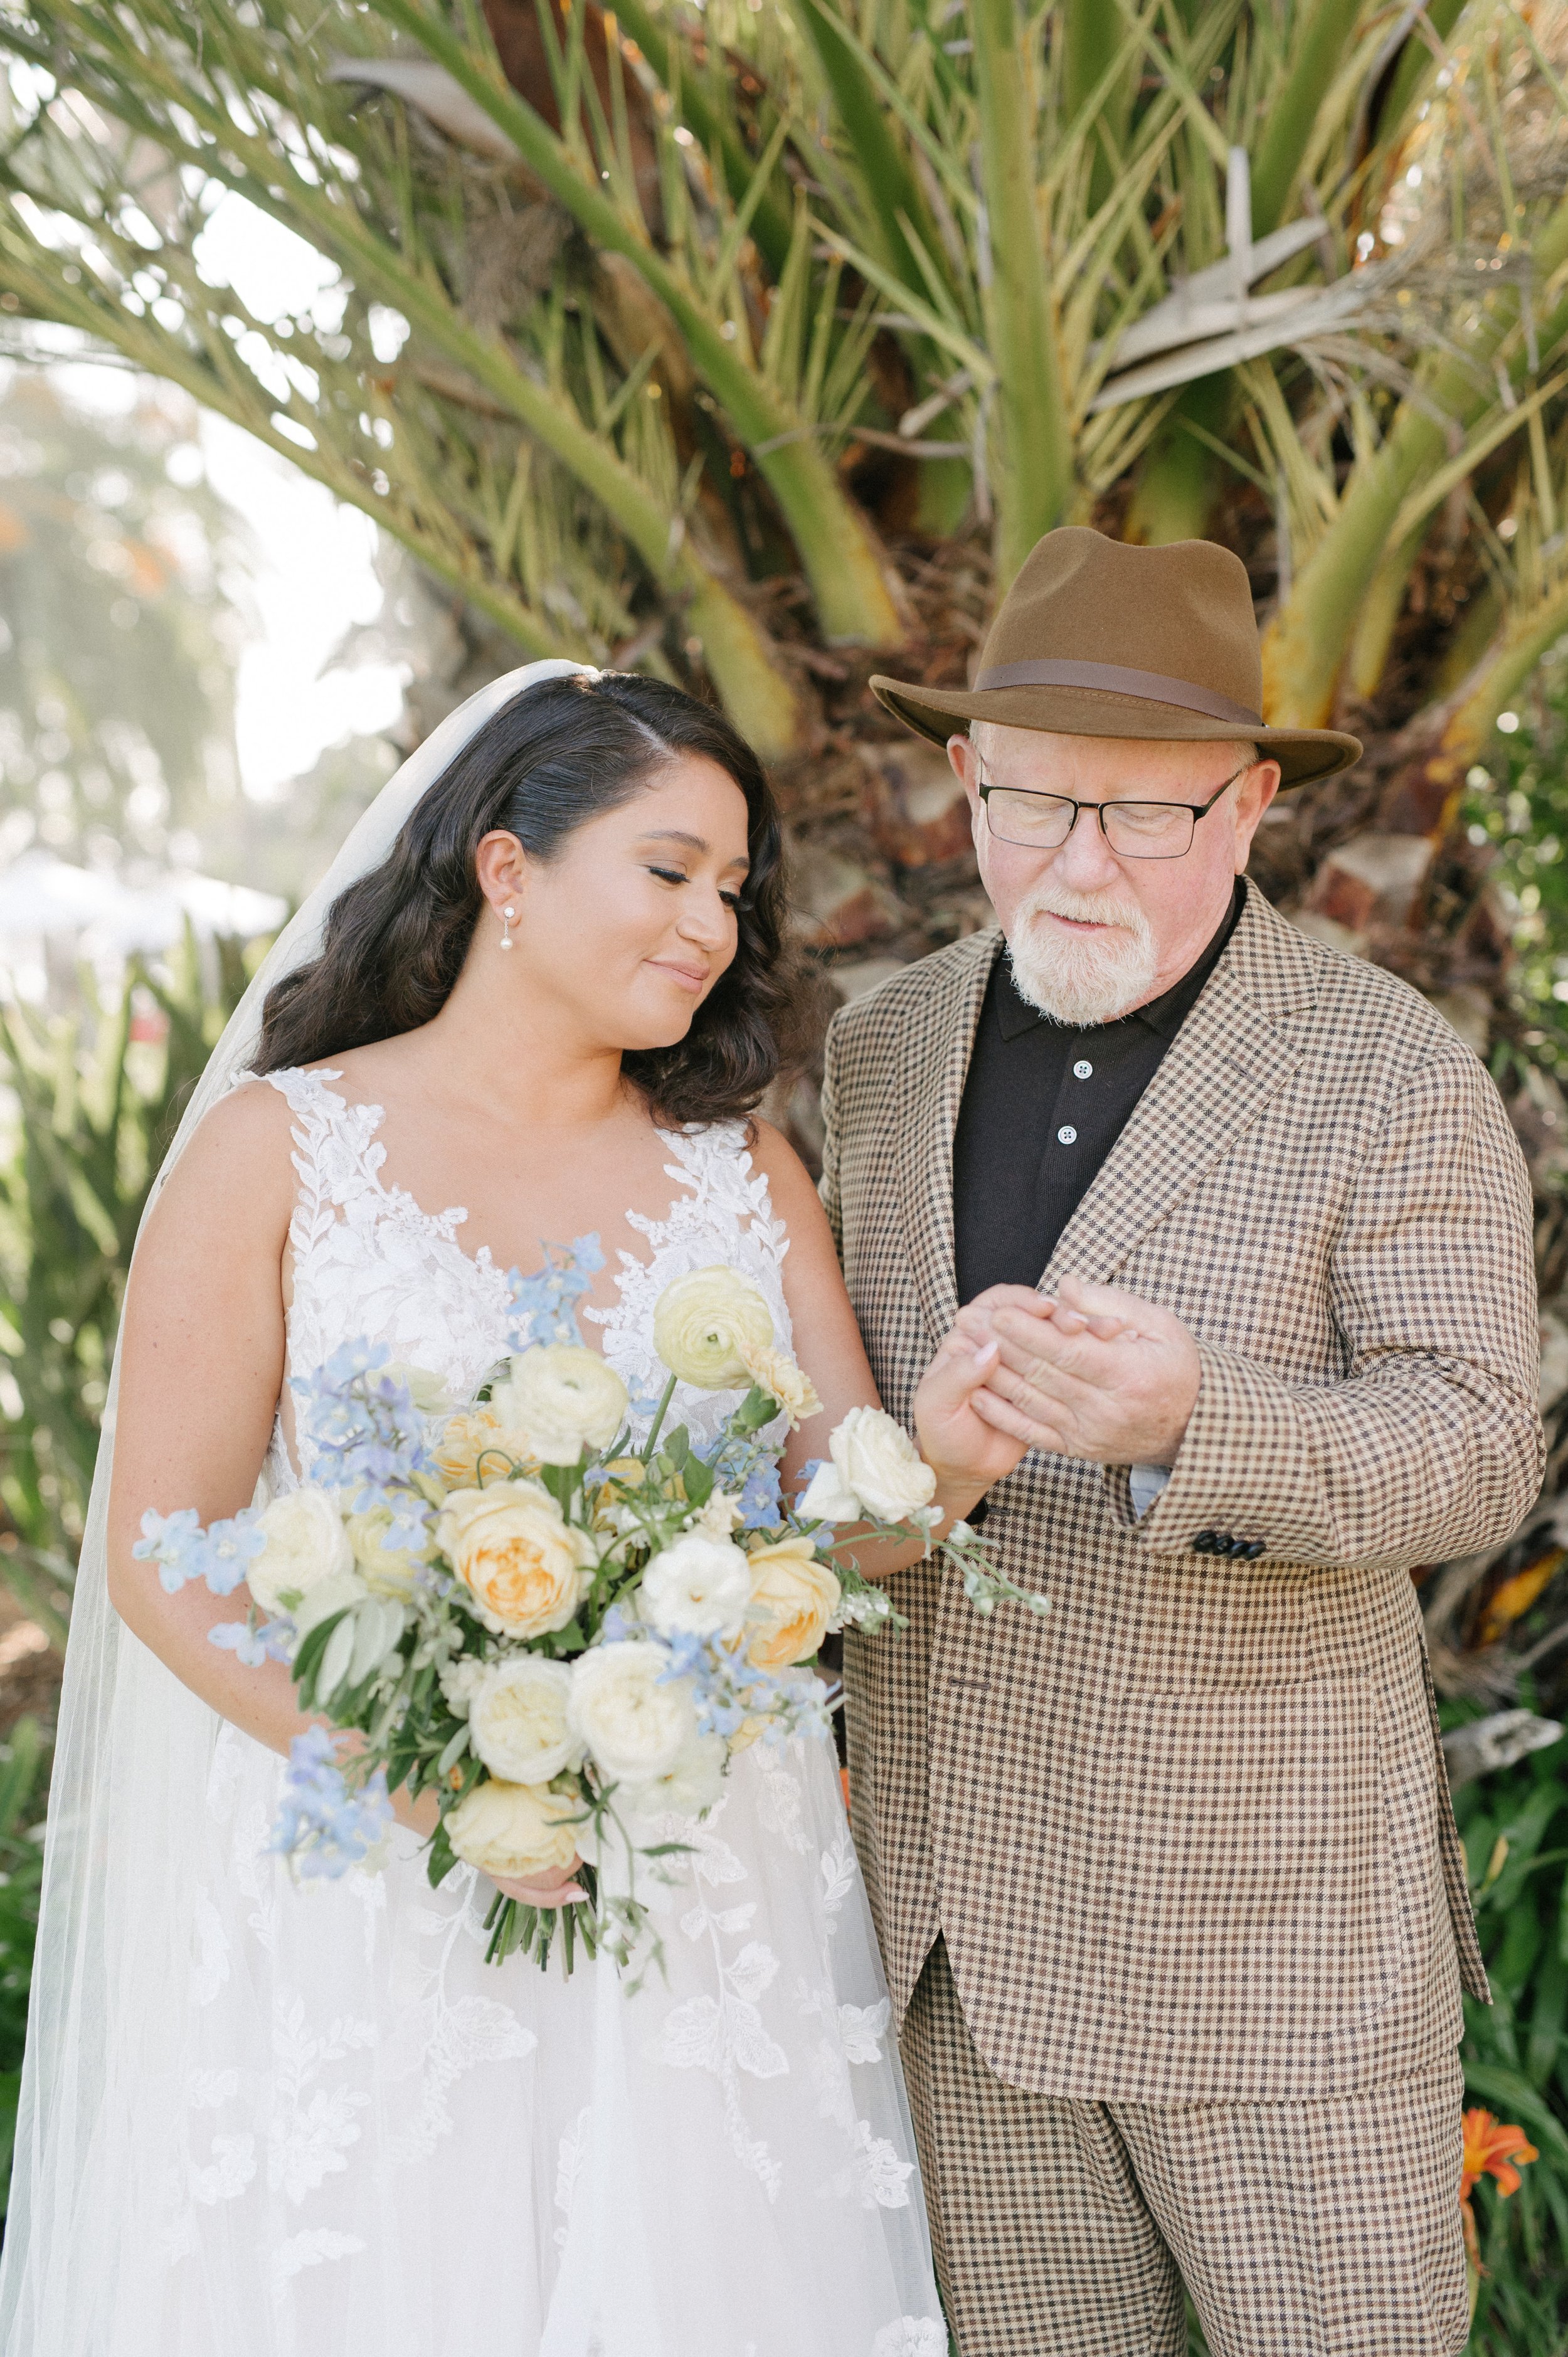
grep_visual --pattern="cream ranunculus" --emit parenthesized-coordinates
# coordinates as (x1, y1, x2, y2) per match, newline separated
(445, 1776, 581, 1881)
(568, 1640, 697, 1786)
(490, 1344, 629, 1466)
(248, 1485, 355, 1614)
(736, 1340, 822, 1431)
(745, 1533, 842, 1670)
(652, 1266, 775, 1390)
(467, 1658, 581, 1785)
(346, 1503, 429, 1597)
(640, 1533, 752, 1641)
(802, 1407, 937, 1525)
(435, 1480, 596, 1638)
(432, 1404, 519, 1491)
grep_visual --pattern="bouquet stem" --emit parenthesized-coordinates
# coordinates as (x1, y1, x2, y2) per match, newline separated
(480, 1865, 601, 1974)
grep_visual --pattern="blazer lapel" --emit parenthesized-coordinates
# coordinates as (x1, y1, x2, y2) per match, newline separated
(1042, 886, 1318, 1293)
(896, 930, 1000, 1341)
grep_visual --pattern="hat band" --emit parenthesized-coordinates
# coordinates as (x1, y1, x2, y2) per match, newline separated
(974, 657, 1263, 729)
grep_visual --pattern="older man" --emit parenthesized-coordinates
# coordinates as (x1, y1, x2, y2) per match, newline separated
(822, 528, 1542, 2356)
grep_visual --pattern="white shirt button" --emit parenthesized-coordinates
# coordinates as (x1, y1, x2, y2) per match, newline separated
(1057, 1125, 1078, 1145)
(1073, 1059, 1093, 1079)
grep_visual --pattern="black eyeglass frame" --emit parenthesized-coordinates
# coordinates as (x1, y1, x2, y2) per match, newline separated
(977, 761, 1257, 860)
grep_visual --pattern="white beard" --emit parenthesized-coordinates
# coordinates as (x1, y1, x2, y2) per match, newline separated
(1004, 880, 1159, 1026)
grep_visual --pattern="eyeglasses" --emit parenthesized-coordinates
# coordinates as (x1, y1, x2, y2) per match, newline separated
(977, 763, 1254, 861)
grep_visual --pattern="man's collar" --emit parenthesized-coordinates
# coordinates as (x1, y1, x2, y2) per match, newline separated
(993, 878, 1246, 1042)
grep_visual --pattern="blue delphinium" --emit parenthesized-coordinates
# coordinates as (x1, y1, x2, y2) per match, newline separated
(735, 1459, 782, 1532)
(270, 1727, 393, 1880)
(291, 1342, 435, 1545)
(134, 1506, 267, 1596)
(658, 1628, 833, 1748)
(208, 1618, 294, 1668)
(503, 1233, 605, 1349)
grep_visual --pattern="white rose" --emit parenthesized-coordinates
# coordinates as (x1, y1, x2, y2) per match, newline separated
(803, 1408, 937, 1525)
(640, 1532, 753, 1641)
(491, 1343, 628, 1466)
(468, 1658, 581, 1785)
(625, 1728, 727, 1820)
(797, 1458, 862, 1525)
(248, 1485, 355, 1614)
(568, 1641, 697, 1787)
(652, 1266, 775, 1389)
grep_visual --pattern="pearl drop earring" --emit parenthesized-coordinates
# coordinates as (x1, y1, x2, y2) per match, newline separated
(499, 904, 516, 950)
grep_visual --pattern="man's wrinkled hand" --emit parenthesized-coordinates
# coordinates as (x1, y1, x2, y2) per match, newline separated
(955, 1274, 1200, 1468)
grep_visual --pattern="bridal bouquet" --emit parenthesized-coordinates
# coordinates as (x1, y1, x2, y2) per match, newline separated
(136, 1239, 1044, 1975)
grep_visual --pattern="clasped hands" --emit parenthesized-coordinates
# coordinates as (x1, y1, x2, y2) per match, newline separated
(914, 1274, 1202, 1495)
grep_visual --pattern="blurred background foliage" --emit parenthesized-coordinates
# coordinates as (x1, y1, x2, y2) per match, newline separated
(1, 0, 1568, 2333)
(0, 370, 244, 876)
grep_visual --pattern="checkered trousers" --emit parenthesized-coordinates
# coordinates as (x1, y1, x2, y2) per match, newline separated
(823, 882, 1542, 2104)
(904, 1939, 1470, 2357)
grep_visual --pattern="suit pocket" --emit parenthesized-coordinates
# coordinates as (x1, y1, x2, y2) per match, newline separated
(1099, 1676, 1407, 2043)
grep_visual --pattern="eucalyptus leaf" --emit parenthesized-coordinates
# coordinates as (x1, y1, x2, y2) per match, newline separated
(315, 1613, 357, 1707)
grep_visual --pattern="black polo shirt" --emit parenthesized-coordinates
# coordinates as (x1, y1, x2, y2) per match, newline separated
(952, 882, 1244, 1303)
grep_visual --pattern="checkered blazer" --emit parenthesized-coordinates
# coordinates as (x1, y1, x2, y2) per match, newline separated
(823, 881, 1543, 2103)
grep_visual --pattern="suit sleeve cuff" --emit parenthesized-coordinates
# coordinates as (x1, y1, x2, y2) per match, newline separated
(1102, 1342, 1325, 1562)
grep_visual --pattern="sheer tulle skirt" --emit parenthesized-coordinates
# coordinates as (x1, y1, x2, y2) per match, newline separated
(96, 1713, 941, 2356)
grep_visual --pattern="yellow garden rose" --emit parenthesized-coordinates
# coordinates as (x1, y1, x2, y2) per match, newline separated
(745, 1534, 842, 1670)
(435, 1480, 595, 1638)
(652, 1266, 775, 1390)
(432, 1404, 519, 1490)
(446, 1775, 581, 1881)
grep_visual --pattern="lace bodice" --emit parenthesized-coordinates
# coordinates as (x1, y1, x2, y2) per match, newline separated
(250, 1067, 793, 1481)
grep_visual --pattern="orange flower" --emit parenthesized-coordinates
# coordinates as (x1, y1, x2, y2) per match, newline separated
(1461, 2109, 1539, 2201)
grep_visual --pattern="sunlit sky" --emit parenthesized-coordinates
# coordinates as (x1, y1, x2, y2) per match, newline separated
(48, 190, 406, 802)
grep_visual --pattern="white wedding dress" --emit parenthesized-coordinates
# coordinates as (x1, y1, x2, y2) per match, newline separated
(119, 1067, 944, 2357)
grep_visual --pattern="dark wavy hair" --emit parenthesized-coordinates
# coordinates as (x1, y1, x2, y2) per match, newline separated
(253, 672, 794, 1126)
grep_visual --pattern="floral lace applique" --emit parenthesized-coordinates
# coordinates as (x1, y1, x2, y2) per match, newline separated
(248, 1067, 517, 1483)
(871, 2323, 948, 2357)
(585, 1122, 792, 1448)
(646, 1798, 788, 2200)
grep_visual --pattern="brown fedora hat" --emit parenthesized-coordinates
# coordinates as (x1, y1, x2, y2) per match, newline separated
(870, 527, 1360, 789)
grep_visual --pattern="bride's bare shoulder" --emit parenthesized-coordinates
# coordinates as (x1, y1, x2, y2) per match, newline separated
(746, 1118, 832, 1239)
(144, 1073, 300, 1236)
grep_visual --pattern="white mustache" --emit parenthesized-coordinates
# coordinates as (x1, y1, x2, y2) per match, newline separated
(1018, 881, 1153, 941)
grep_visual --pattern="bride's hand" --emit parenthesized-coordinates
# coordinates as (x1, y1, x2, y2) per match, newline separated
(914, 1322, 1027, 1494)
(487, 1860, 587, 1910)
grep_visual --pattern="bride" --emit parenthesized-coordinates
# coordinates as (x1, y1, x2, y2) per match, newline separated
(0, 660, 1015, 2356)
